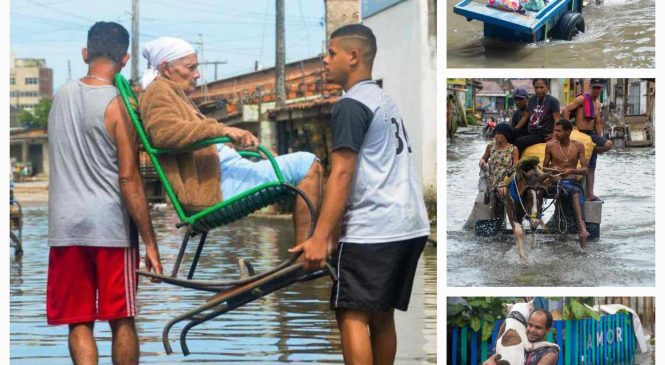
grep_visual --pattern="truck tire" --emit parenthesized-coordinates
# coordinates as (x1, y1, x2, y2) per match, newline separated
(555, 12, 585, 41)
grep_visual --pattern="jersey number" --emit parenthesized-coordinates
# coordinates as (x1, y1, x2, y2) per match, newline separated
(391, 117, 412, 155)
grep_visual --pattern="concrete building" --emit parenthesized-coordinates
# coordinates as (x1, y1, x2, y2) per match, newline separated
(9, 57, 53, 111)
(361, 0, 437, 199)
(189, 57, 343, 167)
(10, 129, 49, 178)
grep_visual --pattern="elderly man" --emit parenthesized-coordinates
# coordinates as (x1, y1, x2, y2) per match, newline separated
(139, 37, 322, 244)
(484, 309, 559, 365)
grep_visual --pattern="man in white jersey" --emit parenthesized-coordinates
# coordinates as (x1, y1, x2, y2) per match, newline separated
(290, 24, 430, 365)
(47, 22, 162, 365)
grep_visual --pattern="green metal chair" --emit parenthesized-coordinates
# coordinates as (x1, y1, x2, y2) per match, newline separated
(115, 74, 333, 355)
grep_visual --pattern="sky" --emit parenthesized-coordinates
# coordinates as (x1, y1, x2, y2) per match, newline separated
(10, 0, 326, 91)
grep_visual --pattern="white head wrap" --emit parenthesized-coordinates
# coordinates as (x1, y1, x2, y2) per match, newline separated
(141, 37, 196, 89)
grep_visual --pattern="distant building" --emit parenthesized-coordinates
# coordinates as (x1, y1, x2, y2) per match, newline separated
(10, 129, 49, 178)
(189, 57, 343, 170)
(9, 57, 53, 111)
(10, 105, 21, 129)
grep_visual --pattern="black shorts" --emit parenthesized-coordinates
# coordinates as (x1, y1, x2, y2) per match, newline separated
(330, 236, 427, 312)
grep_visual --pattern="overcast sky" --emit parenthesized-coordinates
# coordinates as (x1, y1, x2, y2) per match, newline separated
(10, 0, 325, 91)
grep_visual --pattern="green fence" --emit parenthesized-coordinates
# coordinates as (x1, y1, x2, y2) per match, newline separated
(448, 313, 636, 365)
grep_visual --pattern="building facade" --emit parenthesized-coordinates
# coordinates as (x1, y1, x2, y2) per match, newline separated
(9, 57, 53, 111)
(361, 0, 437, 199)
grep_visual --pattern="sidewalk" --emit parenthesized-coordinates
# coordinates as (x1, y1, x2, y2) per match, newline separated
(12, 180, 49, 204)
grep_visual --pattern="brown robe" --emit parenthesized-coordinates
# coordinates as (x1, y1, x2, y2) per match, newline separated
(139, 77, 227, 211)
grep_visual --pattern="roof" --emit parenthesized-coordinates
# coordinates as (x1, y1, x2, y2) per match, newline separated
(10, 128, 48, 141)
(268, 95, 340, 121)
(477, 80, 506, 96)
(272, 95, 340, 113)
(510, 79, 535, 94)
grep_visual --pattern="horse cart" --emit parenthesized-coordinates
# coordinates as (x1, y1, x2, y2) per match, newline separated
(453, 0, 586, 42)
(465, 129, 602, 240)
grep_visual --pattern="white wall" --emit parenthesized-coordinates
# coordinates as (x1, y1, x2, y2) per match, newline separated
(363, 0, 437, 197)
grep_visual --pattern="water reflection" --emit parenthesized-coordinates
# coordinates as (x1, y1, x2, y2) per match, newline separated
(447, 133, 655, 287)
(10, 205, 436, 364)
(447, 0, 655, 68)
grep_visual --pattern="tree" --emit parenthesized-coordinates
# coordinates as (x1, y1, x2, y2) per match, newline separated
(17, 98, 52, 130)
(18, 110, 34, 127)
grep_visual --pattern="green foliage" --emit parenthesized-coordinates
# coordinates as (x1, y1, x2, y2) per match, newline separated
(447, 297, 517, 341)
(466, 113, 478, 126)
(18, 110, 34, 125)
(18, 98, 52, 129)
(561, 297, 601, 321)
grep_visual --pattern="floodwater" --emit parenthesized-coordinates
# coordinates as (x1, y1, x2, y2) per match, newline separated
(10, 206, 436, 364)
(447, 0, 655, 68)
(447, 132, 655, 287)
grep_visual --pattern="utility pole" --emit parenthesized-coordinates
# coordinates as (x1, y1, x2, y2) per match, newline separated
(200, 60, 228, 81)
(275, 0, 286, 108)
(197, 34, 209, 102)
(131, 0, 140, 82)
(67, 60, 71, 81)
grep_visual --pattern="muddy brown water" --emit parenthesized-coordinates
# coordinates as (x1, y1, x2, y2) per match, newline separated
(447, 0, 655, 68)
(10, 206, 436, 364)
(447, 133, 654, 287)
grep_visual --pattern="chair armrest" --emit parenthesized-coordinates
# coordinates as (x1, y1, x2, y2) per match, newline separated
(152, 137, 233, 155)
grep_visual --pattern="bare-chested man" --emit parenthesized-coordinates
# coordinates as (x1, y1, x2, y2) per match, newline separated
(543, 119, 589, 248)
(561, 79, 613, 201)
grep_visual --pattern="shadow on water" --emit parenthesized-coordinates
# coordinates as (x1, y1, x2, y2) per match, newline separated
(10, 205, 436, 364)
(447, 0, 655, 68)
(447, 136, 654, 287)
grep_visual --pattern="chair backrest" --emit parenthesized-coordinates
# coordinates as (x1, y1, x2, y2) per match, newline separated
(115, 73, 288, 228)
(115, 73, 190, 222)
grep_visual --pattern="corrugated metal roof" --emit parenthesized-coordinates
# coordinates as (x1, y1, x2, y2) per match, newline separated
(477, 80, 505, 96)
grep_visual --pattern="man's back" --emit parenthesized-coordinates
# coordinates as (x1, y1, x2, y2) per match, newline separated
(48, 80, 131, 247)
(336, 80, 429, 243)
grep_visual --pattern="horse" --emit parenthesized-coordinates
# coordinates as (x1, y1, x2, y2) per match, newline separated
(502, 156, 557, 264)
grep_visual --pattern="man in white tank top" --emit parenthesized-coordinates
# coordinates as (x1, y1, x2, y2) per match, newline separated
(46, 22, 162, 365)
(289, 24, 430, 365)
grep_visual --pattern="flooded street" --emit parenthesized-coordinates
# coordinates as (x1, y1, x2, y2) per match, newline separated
(447, 0, 655, 68)
(10, 206, 436, 364)
(447, 132, 654, 287)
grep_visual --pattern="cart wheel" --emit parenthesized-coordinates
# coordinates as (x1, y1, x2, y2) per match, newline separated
(585, 222, 600, 241)
(555, 12, 585, 41)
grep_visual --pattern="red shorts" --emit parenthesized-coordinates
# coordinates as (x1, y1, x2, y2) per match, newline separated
(46, 245, 139, 325)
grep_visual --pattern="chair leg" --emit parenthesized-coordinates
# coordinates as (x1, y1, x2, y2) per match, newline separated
(187, 231, 208, 280)
(172, 227, 192, 277)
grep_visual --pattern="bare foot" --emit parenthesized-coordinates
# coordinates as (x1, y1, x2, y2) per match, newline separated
(578, 228, 589, 249)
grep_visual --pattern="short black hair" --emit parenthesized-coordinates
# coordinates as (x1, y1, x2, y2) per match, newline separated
(532, 78, 550, 88)
(556, 119, 573, 131)
(87, 21, 129, 63)
(330, 24, 377, 65)
(531, 309, 553, 329)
